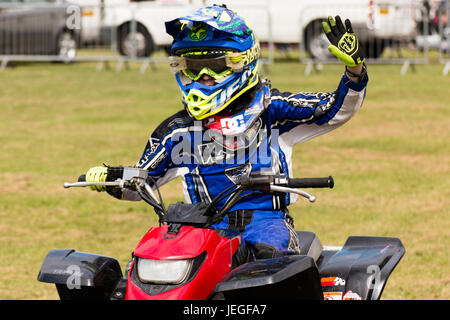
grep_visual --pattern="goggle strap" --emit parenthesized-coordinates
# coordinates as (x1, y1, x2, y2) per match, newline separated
(168, 56, 187, 74)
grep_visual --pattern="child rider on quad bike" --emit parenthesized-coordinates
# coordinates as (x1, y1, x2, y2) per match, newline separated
(84, 5, 368, 260)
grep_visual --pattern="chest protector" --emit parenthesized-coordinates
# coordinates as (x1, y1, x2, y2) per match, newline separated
(202, 83, 271, 152)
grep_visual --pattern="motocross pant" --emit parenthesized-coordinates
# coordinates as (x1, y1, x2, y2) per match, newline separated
(212, 209, 301, 260)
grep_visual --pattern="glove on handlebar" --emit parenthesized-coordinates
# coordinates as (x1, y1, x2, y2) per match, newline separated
(86, 165, 125, 196)
(106, 166, 124, 181)
(322, 16, 364, 67)
(86, 166, 108, 192)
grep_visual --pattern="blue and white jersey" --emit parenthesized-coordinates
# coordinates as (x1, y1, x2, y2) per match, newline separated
(134, 74, 367, 212)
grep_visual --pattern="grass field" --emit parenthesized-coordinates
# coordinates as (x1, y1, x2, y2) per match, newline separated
(0, 58, 448, 300)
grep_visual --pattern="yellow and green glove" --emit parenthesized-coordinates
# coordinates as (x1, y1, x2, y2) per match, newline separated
(86, 166, 108, 192)
(85, 165, 125, 195)
(322, 16, 364, 67)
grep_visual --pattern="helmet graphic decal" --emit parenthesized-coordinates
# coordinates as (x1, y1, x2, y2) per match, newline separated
(188, 24, 208, 41)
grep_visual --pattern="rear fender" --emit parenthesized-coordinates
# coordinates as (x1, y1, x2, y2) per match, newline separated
(318, 236, 405, 300)
(37, 249, 123, 300)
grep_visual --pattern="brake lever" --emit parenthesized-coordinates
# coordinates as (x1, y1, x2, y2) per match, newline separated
(270, 185, 316, 203)
(63, 180, 127, 189)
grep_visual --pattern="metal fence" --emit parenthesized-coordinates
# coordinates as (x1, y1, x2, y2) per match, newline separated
(436, 4, 450, 75)
(0, 0, 448, 74)
(0, 1, 176, 71)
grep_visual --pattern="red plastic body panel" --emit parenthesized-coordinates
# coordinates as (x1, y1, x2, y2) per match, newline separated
(125, 225, 241, 300)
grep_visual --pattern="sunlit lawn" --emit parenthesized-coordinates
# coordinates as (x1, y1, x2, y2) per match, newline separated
(0, 58, 448, 299)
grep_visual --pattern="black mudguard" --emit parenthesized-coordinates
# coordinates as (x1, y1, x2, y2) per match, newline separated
(37, 249, 123, 300)
(318, 236, 405, 300)
(212, 255, 323, 300)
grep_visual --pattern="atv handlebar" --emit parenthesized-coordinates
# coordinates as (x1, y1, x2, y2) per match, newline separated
(237, 175, 334, 190)
(64, 167, 334, 218)
(234, 174, 333, 204)
(287, 176, 334, 189)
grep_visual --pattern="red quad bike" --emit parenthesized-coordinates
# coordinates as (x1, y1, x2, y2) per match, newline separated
(38, 167, 405, 300)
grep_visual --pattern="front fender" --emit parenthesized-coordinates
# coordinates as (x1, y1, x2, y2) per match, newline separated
(38, 249, 123, 300)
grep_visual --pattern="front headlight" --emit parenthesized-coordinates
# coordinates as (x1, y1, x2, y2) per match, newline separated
(136, 258, 193, 284)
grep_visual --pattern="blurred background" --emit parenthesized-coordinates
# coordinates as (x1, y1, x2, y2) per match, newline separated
(0, 0, 448, 300)
(0, 0, 448, 69)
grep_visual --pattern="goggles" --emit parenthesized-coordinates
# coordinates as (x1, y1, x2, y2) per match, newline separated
(168, 42, 260, 81)
(182, 66, 233, 81)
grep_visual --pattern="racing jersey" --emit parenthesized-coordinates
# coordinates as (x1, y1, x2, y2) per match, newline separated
(132, 73, 367, 212)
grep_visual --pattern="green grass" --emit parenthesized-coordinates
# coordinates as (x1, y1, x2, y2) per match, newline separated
(0, 60, 448, 300)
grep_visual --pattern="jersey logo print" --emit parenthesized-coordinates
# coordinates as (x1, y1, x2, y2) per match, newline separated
(224, 163, 253, 184)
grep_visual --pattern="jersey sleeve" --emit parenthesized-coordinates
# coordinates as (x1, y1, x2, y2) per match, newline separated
(268, 72, 368, 147)
(110, 110, 193, 201)
(136, 134, 172, 177)
(136, 109, 193, 180)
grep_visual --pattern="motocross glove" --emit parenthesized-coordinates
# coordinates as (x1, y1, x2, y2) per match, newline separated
(86, 166, 108, 192)
(105, 166, 124, 199)
(322, 16, 364, 67)
(86, 165, 125, 192)
(86, 165, 125, 193)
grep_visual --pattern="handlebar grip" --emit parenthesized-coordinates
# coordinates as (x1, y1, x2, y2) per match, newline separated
(287, 176, 334, 188)
(78, 174, 86, 182)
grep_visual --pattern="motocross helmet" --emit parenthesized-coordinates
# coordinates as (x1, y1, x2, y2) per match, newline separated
(165, 5, 260, 120)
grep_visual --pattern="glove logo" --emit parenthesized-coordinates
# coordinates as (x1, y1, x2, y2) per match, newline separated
(338, 34, 357, 55)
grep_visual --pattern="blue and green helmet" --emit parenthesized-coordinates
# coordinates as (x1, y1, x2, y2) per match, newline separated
(165, 5, 260, 120)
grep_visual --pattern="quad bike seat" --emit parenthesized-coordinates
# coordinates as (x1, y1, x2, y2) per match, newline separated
(296, 231, 323, 262)
(214, 228, 323, 263)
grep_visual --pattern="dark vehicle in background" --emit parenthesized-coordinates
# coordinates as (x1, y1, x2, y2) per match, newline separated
(0, 0, 80, 59)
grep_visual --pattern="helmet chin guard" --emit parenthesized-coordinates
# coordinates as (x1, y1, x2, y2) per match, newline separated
(178, 64, 259, 120)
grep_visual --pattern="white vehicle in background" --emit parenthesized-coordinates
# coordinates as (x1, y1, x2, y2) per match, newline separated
(67, 0, 121, 45)
(69, 0, 419, 59)
(66, 0, 100, 44)
(210, 0, 418, 59)
(67, 0, 194, 54)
